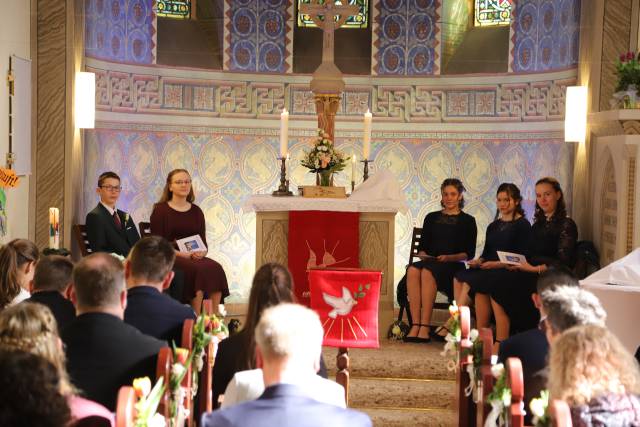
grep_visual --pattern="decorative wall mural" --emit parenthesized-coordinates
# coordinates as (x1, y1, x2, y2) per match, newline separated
(85, 0, 157, 64)
(84, 126, 572, 302)
(372, 0, 441, 75)
(223, 0, 293, 73)
(510, 0, 581, 72)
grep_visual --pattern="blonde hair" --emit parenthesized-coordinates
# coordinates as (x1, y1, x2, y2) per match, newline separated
(0, 239, 39, 308)
(548, 324, 640, 405)
(0, 303, 75, 395)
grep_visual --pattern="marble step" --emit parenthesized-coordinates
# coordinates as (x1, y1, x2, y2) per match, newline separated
(322, 340, 455, 381)
(348, 376, 455, 410)
(356, 407, 456, 427)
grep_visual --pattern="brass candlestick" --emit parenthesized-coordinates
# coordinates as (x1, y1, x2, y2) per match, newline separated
(362, 159, 371, 181)
(272, 157, 293, 196)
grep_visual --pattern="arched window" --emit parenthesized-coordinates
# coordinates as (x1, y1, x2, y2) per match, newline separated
(474, 0, 512, 27)
(156, 0, 193, 19)
(297, 0, 369, 29)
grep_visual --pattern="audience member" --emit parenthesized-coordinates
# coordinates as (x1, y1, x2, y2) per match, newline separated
(0, 303, 114, 426)
(62, 253, 166, 410)
(26, 255, 76, 331)
(86, 171, 140, 257)
(0, 350, 71, 427)
(0, 238, 39, 308)
(202, 303, 371, 427)
(549, 324, 640, 426)
(124, 236, 196, 344)
(212, 263, 327, 406)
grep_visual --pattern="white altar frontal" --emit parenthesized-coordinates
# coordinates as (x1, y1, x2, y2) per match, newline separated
(245, 194, 403, 337)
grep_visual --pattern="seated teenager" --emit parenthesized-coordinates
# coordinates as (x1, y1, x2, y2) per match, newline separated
(0, 238, 39, 309)
(124, 236, 196, 345)
(549, 324, 640, 426)
(26, 255, 76, 331)
(405, 178, 477, 342)
(86, 171, 140, 257)
(202, 304, 371, 427)
(0, 303, 114, 426)
(62, 253, 166, 410)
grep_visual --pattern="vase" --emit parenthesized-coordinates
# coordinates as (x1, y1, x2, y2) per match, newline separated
(316, 170, 334, 187)
(612, 84, 639, 109)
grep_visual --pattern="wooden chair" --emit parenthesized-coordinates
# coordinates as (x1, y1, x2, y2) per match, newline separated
(181, 319, 195, 427)
(156, 347, 173, 421)
(115, 386, 137, 427)
(456, 306, 476, 426)
(549, 399, 573, 427)
(506, 357, 526, 427)
(476, 328, 495, 427)
(139, 221, 152, 238)
(73, 224, 93, 257)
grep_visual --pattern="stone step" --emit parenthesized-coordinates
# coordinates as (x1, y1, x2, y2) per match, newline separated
(356, 407, 456, 427)
(322, 340, 455, 381)
(349, 376, 455, 410)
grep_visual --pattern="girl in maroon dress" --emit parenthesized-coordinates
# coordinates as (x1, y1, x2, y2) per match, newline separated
(150, 169, 229, 309)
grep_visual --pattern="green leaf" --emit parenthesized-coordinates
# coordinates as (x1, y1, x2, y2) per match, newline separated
(365, 284, 370, 290)
(358, 292, 365, 298)
(358, 284, 363, 291)
(353, 291, 358, 299)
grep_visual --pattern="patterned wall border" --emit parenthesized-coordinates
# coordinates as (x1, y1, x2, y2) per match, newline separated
(88, 60, 575, 123)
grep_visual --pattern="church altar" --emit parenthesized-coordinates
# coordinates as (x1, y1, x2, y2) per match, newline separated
(245, 195, 400, 336)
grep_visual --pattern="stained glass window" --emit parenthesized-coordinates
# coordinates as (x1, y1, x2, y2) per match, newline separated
(298, 0, 368, 29)
(474, 0, 512, 27)
(156, 0, 192, 19)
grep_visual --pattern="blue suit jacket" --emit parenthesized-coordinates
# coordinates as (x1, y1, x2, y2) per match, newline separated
(124, 286, 196, 345)
(201, 383, 371, 427)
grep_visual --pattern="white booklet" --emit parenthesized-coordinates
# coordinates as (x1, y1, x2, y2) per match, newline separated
(176, 235, 207, 253)
(497, 251, 527, 265)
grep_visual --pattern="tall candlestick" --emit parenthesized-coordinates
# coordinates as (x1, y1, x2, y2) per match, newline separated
(280, 108, 289, 157)
(49, 207, 59, 249)
(363, 109, 372, 159)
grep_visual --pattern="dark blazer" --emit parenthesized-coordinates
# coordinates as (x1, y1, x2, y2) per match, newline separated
(26, 291, 76, 331)
(201, 383, 372, 427)
(85, 203, 140, 257)
(124, 286, 196, 345)
(62, 312, 166, 411)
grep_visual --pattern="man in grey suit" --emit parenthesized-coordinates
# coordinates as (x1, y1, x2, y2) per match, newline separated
(201, 303, 371, 427)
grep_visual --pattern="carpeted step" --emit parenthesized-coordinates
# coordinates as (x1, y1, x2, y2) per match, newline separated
(356, 407, 456, 427)
(322, 340, 455, 380)
(348, 377, 455, 410)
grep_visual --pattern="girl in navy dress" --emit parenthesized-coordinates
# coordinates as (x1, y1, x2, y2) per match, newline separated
(405, 179, 477, 343)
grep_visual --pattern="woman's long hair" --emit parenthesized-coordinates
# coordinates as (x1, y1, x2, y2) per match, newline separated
(494, 183, 525, 221)
(534, 177, 567, 224)
(239, 263, 294, 371)
(440, 178, 466, 209)
(548, 324, 640, 405)
(0, 303, 75, 395)
(157, 169, 195, 204)
(0, 239, 39, 308)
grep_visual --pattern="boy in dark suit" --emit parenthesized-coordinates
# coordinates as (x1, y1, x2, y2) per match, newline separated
(124, 236, 196, 345)
(201, 303, 371, 427)
(85, 171, 140, 257)
(62, 253, 166, 411)
(26, 255, 76, 331)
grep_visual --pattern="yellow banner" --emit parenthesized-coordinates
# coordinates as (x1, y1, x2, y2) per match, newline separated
(0, 168, 20, 188)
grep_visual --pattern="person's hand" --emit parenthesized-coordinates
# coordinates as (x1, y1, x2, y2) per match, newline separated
(190, 250, 207, 260)
(176, 251, 191, 259)
(467, 258, 482, 268)
(417, 250, 428, 260)
(480, 261, 507, 270)
(436, 254, 449, 262)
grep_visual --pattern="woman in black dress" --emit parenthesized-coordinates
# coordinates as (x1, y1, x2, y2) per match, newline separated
(405, 178, 477, 342)
(454, 183, 531, 351)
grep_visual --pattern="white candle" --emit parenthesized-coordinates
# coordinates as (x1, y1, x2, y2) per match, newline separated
(363, 109, 372, 159)
(351, 154, 356, 182)
(280, 108, 289, 157)
(49, 207, 59, 249)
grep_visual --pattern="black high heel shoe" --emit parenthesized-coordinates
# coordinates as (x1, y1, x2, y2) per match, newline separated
(404, 324, 431, 343)
(430, 325, 451, 343)
(403, 324, 421, 343)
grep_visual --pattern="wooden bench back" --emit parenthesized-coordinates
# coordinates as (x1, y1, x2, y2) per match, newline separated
(476, 328, 494, 427)
(506, 357, 525, 427)
(73, 224, 93, 257)
(456, 306, 476, 426)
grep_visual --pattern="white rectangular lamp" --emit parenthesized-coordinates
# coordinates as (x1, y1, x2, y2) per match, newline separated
(75, 72, 95, 129)
(565, 86, 587, 143)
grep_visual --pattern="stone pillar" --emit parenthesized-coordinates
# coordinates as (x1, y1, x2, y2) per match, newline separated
(314, 94, 341, 142)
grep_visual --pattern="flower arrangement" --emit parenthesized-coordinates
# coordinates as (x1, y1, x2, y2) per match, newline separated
(529, 390, 550, 427)
(440, 301, 462, 371)
(300, 129, 349, 186)
(131, 376, 166, 427)
(463, 328, 482, 401)
(484, 363, 513, 427)
(190, 306, 229, 397)
(616, 51, 640, 92)
(169, 346, 192, 425)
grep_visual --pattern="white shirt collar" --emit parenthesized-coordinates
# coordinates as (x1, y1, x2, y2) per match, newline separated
(100, 201, 117, 216)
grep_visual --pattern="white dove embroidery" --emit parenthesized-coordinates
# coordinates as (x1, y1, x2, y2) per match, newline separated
(322, 286, 357, 319)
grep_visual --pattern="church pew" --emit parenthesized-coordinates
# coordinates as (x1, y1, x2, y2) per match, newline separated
(156, 347, 173, 421)
(549, 399, 573, 427)
(181, 319, 195, 427)
(336, 347, 350, 406)
(115, 386, 136, 427)
(506, 357, 526, 427)
(198, 299, 216, 416)
(456, 305, 476, 426)
(476, 328, 494, 427)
